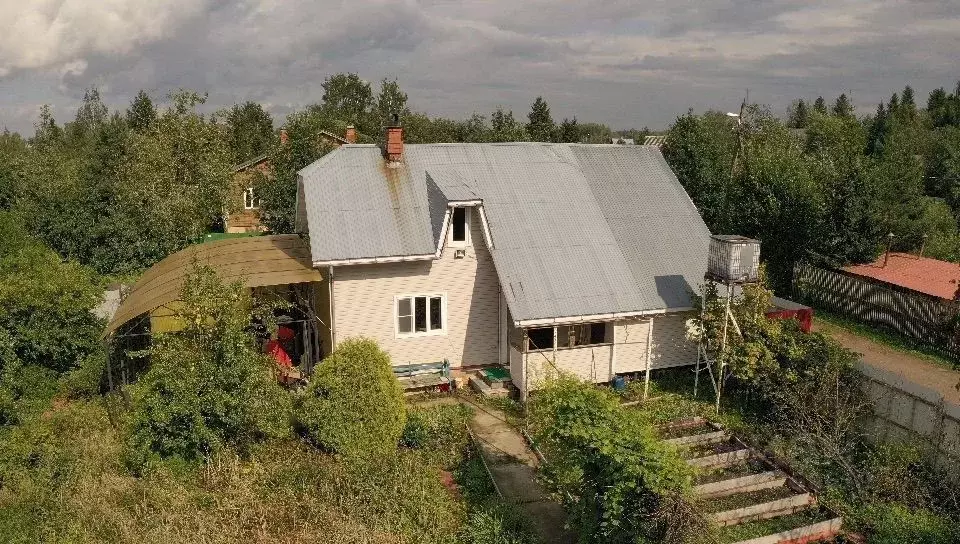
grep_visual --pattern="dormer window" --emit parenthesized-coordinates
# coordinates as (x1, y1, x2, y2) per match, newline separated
(450, 207, 470, 246)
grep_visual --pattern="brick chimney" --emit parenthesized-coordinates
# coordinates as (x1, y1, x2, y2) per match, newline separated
(383, 114, 403, 162)
(345, 125, 357, 144)
(280, 128, 289, 145)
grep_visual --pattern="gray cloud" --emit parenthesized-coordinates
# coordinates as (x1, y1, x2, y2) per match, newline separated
(1, 0, 958, 134)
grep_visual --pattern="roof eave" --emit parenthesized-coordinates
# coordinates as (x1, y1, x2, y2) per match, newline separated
(514, 306, 694, 328)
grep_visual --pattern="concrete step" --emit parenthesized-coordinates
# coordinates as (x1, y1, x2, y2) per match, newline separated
(469, 375, 509, 398)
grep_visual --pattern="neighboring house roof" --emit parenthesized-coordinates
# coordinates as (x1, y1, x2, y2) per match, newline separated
(610, 138, 635, 145)
(105, 235, 320, 335)
(643, 135, 667, 146)
(843, 252, 960, 300)
(318, 129, 350, 145)
(233, 154, 269, 173)
(299, 143, 711, 324)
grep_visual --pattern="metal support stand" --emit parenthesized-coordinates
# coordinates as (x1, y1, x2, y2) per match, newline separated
(694, 280, 740, 414)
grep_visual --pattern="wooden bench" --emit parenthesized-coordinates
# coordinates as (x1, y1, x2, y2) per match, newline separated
(393, 359, 451, 392)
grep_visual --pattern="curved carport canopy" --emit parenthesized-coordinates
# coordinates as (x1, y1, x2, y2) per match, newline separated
(105, 234, 321, 336)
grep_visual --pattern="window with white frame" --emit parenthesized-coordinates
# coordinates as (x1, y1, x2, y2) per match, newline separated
(243, 186, 259, 210)
(396, 294, 445, 336)
(449, 206, 470, 246)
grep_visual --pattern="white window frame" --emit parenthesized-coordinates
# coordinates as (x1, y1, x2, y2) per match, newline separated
(394, 293, 447, 338)
(243, 186, 259, 210)
(448, 206, 471, 247)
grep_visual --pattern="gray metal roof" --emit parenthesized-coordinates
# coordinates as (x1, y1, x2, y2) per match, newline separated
(299, 143, 711, 322)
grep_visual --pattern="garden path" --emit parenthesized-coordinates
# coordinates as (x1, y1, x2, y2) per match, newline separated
(463, 398, 575, 544)
(416, 396, 574, 544)
(814, 322, 960, 405)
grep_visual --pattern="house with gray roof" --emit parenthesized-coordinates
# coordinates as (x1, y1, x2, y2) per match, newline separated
(296, 123, 711, 396)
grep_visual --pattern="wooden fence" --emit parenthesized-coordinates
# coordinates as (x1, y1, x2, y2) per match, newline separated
(792, 262, 960, 360)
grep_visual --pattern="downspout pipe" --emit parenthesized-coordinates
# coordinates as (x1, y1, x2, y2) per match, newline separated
(327, 266, 336, 350)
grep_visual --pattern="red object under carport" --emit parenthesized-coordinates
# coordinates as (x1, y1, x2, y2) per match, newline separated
(766, 296, 813, 333)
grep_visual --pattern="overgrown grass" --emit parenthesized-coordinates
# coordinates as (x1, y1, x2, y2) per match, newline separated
(0, 395, 532, 544)
(813, 309, 957, 370)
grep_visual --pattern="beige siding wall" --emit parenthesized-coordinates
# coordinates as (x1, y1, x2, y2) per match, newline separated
(613, 319, 651, 373)
(331, 215, 499, 367)
(650, 313, 698, 369)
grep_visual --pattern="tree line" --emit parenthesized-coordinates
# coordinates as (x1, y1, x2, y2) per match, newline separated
(664, 84, 960, 292)
(0, 74, 634, 276)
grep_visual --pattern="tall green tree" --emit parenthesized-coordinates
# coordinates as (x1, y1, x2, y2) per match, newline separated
(0, 131, 26, 210)
(813, 96, 828, 115)
(900, 85, 917, 118)
(112, 91, 233, 269)
(489, 107, 527, 142)
(374, 78, 409, 128)
(67, 87, 109, 145)
(320, 73, 374, 129)
(662, 110, 737, 232)
(457, 113, 490, 142)
(223, 101, 275, 164)
(126, 90, 157, 132)
(788, 99, 810, 128)
(832, 93, 854, 118)
(526, 96, 556, 142)
(557, 117, 582, 143)
(256, 107, 339, 233)
(805, 111, 882, 266)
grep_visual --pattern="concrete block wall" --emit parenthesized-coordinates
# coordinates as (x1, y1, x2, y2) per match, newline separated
(857, 362, 960, 479)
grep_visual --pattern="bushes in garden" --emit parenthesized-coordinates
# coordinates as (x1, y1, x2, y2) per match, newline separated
(0, 212, 104, 425)
(294, 337, 406, 457)
(527, 375, 713, 544)
(402, 403, 472, 466)
(126, 264, 289, 469)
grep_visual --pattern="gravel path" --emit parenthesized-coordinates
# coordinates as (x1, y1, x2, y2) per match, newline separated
(814, 321, 960, 405)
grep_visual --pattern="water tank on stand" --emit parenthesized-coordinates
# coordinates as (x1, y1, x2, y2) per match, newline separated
(707, 235, 760, 284)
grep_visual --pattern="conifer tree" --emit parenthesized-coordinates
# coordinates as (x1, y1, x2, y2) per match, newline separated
(526, 96, 556, 142)
(789, 99, 809, 128)
(867, 103, 888, 156)
(813, 96, 827, 115)
(832, 93, 854, 117)
(126, 90, 157, 132)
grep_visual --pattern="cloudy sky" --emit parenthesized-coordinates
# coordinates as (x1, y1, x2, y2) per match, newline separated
(1, 0, 958, 135)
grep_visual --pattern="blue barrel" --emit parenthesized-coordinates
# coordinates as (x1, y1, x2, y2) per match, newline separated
(612, 375, 626, 391)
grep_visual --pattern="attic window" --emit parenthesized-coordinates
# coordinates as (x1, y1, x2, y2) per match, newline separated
(450, 207, 470, 246)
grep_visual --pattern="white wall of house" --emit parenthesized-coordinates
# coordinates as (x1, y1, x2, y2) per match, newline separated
(330, 213, 499, 368)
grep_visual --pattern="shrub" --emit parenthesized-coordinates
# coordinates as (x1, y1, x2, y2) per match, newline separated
(528, 375, 709, 543)
(126, 264, 289, 469)
(402, 403, 472, 466)
(0, 212, 104, 377)
(861, 502, 959, 544)
(295, 338, 406, 458)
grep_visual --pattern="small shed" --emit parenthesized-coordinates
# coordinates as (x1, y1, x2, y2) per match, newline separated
(766, 296, 813, 333)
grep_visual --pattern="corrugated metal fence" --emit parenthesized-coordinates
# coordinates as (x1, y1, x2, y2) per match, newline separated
(792, 262, 960, 360)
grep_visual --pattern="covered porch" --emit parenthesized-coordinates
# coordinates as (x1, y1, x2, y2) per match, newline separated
(500, 309, 698, 399)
